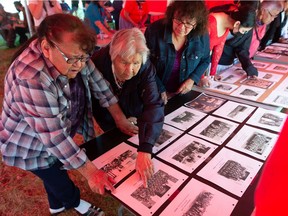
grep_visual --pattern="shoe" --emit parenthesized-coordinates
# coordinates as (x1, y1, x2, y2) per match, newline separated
(81, 205, 105, 216)
(49, 207, 65, 215)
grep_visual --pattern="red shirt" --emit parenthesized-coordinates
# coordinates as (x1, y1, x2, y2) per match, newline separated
(208, 14, 229, 75)
(121, 0, 149, 24)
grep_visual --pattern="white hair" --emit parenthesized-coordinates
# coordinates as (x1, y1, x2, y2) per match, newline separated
(109, 28, 149, 64)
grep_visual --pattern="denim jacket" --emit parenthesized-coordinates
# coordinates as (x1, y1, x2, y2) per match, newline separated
(144, 19, 210, 93)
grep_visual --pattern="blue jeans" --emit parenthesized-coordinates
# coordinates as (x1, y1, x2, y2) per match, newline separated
(31, 160, 80, 210)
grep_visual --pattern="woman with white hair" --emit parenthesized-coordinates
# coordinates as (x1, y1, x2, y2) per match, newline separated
(91, 28, 164, 188)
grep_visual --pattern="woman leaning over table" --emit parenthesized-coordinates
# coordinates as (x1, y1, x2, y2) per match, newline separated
(91, 28, 164, 188)
(200, 4, 256, 87)
(0, 13, 135, 215)
(144, 1, 210, 104)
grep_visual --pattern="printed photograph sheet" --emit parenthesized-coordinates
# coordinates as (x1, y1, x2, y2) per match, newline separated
(157, 134, 217, 173)
(92, 143, 137, 184)
(230, 85, 266, 101)
(159, 178, 238, 216)
(255, 51, 281, 59)
(218, 66, 246, 83)
(112, 159, 188, 215)
(206, 81, 239, 94)
(188, 116, 239, 145)
(266, 63, 288, 73)
(240, 78, 274, 89)
(270, 42, 288, 48)
(251, 60, 270, 69)
(184, 93, 227, 113)
(226, 125, 278, 161)
(264, 91, 288, 108)
(197, 148, 263, 197)
(164, 106, 207, 130)
(128, 124, 183, 153)
(246, 108, 287, 132)
(262, 45, 288, 56)
(212, 101, 256, 123)
(257, 71, 283, 83)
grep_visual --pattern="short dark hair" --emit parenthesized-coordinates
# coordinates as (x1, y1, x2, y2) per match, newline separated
(11, 13, 96, 63)
(38, 13, 96, 55)
(230, 5, 257, 28)
(13, 1, 22, 7)
(165, 1, 208, 37)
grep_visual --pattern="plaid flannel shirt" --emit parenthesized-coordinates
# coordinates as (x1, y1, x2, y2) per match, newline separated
(0, 39, 117, 171)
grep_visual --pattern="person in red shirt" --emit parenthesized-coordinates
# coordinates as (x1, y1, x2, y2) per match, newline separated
(119, 0, 149, 29)
(201, 4, 256, 87)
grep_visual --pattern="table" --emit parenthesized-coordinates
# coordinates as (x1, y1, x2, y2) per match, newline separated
(253, 44, 288, 65)
(80, 90, 265, 216)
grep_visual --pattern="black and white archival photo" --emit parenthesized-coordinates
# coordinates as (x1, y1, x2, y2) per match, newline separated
(160, 179, 237, 216)
(157, 134, 217, 173)
(197, 148, 263, 197)
(113, 159, 188, 215)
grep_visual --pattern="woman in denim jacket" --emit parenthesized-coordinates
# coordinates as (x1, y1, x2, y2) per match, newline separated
(145, 1, 210, 104)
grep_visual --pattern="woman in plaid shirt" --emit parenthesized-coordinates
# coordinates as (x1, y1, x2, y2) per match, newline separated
(0, 13, 135, 216)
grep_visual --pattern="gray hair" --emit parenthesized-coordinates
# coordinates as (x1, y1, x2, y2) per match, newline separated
(261, 0, 284, 11)
(109, 28, 149, 64)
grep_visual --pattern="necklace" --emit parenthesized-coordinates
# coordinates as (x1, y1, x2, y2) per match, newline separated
(112, 65, 124, 89)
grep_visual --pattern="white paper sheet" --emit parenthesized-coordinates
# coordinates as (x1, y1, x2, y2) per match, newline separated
(271, 42, 288, 48)
(264, 91, 288, 108)
(188, 116, 239, 145)
(212, 101, 256, 123)
(257, 71, 284, 82)
(157, 134, 217, 173)
(218, 66, 246, 83)
(230, 85, 266, 101)
(226, 125, 278, 161)
(263, 45, 288, 56)
(255, 51, 281, 59)
(240, 77, 275, 89)
(251, 60, 270, 69)
(112, 159, 188, 215)
(92, 143, 137, 184)
(164, 106, 207, 131)
(184, 93, 227, 113)
(197, 148, 263, 197)
(128, 124, 183, 153)
(206, 80, 239, 94)
(273, 76, 288, 92)
(159, 178, 238, 216)
(247, 108, 287, 132)
(266, 63, 288, 73)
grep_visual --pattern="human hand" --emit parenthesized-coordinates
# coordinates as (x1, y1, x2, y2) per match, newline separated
(161, 92, 168, 105)
(136, 152, 154, 188)
(247, 75, 258, 80)
(214, 74, 222, 81)
(116, 117, 138, 136)
(177, 79, 194, 94)
(127, 117, 137, 125)
(200, 76, 211, 88)
(87, 169, 115, 195)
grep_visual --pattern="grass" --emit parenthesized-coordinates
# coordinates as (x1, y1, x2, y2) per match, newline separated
(0, 38, 133, 216)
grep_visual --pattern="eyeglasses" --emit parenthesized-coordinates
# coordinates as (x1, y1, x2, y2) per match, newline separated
(50, 41, 91, 64)
(173, 18, 196, 29)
